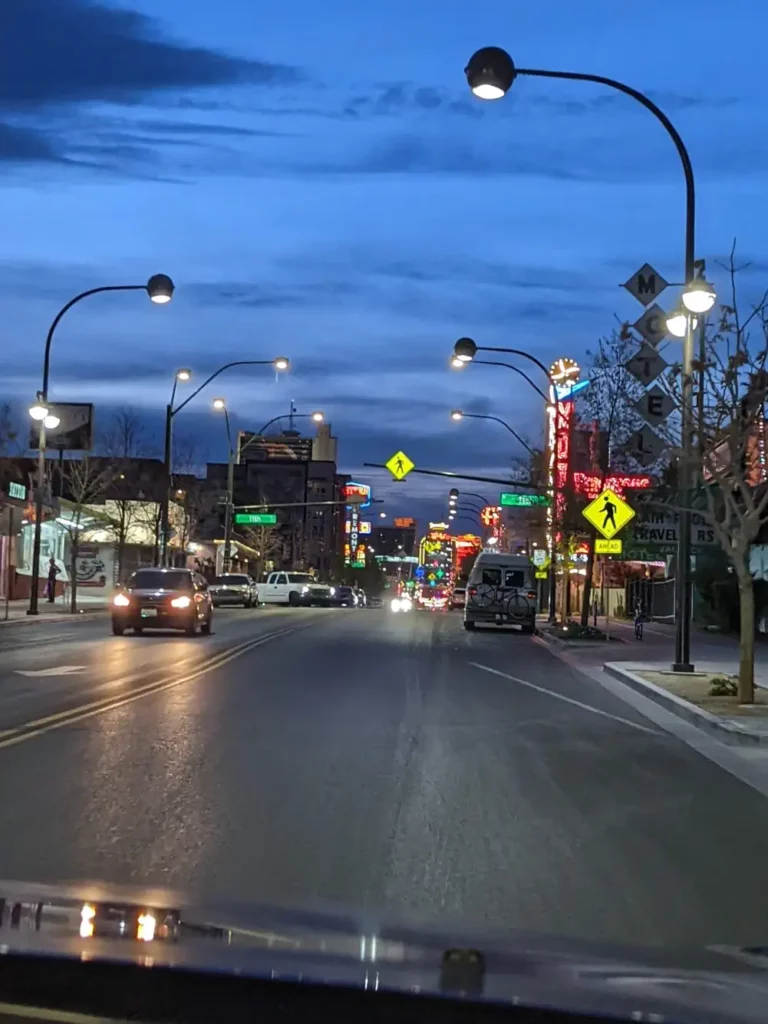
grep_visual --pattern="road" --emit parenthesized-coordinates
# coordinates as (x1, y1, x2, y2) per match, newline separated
(0, 605, 767, 950)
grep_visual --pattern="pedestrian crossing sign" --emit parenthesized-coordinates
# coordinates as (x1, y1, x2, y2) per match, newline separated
(385, 449, 415, 481)
(582, 488, 635, 540)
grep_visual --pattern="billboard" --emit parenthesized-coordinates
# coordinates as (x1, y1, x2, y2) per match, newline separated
(30, 402, 94, 452)
(393, 517, 416, 528)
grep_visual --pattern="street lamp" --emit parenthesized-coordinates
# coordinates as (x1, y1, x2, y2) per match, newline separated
(464, 44, 700, 668)
(449, 408, 534, 456)
(214, 398, 236, 572)
(251, 409, 323, 437)
(682, 276, 717, 314)
(27, 274, 174, 614)
(666, 307, 691, 339)
(160, 357, 288, 566)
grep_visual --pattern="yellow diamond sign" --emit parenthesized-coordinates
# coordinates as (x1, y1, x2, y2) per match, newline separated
(582, 488, 635, 540)
(385, 450, 415, 481)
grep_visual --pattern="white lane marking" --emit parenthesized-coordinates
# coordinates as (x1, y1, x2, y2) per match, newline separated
(16, 666, 86, 677)
(468, 662, 660, 735)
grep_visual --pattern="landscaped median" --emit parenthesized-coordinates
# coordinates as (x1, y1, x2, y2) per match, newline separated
(603, 662, 768, 746)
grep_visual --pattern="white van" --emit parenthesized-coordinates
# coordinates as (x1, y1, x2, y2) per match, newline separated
(464, 552, 537, 632)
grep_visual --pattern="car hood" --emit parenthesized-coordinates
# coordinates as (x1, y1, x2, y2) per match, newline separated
(1, 880, 768, 1022)
(210, 583, 248, 590)
(123, 588, 189, 599)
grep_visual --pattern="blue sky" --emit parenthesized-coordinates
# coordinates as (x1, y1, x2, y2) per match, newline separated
(2, 0, 766, 524)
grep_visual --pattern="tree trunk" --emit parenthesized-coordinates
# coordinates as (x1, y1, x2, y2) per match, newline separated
(737, 573, 755, 704)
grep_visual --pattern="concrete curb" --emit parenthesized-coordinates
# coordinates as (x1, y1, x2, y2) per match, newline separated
(537, 629, 627, 652)
(603, 662, 768, 747)
(0, 610, 108, 629)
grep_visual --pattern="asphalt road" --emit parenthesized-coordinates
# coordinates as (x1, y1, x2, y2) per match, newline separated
(0, 606, 767, 951)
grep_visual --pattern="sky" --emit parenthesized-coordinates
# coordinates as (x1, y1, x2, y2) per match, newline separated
(2, 0, 767, 526)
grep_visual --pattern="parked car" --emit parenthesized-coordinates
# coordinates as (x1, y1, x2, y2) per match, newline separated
(111, 568, 213, 636)
(464, 553, 537, 633)
(335, 586, 359, 607)
(450, 586, 467, 610)
(209, 573, 258, 607)
(261, 571, 336, 607)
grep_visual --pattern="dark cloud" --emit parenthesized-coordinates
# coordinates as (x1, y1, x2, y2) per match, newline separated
(0, 0, 299, 112)
(0, 121, 64, 163)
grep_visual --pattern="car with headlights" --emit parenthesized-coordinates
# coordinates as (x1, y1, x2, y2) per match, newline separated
(208, 573, 258, 607)
(111, 568, 213, 636)
(261, 571, 335, 607)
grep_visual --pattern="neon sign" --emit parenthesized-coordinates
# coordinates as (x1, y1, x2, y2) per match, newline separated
(572, 472, 652, 500)
(480, 506, 501, 527)
(343, 482, 371, 508)
(550, 358, 580, 384)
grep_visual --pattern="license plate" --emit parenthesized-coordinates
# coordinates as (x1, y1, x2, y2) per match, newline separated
(141, 608, 158, 618)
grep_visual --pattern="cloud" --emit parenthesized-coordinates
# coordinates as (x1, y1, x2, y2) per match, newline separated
(0, 121, 65, 163)
(0, 0, 299, 112)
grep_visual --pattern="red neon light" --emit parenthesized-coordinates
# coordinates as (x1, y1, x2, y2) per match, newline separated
(573, 472, 652, 500)
(554, 401, 572, 526)
(481, 505, 501, 527)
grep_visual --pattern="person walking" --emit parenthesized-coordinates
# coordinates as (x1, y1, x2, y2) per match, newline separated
(633, 600, 644, 640)
(45, 557, 60, 603)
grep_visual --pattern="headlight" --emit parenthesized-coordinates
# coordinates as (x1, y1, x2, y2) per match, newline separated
(171, 596, 191, 608)
(390, 598, 401, 612)
(301, 586, 309, 594)
(400, 598, 412, 611)
(329, 587, 336, 596)
(113, 593, 130, 607)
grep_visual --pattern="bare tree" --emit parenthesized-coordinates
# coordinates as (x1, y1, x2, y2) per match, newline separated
(59, 457, 114, 612)
(241, 524, 284, 580)
(577, 327, 646, 624)
(659, 250, 768, 701)
(98, 408, 156, 580)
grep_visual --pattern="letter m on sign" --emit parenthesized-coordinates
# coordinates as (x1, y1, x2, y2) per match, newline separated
(623, 262, 668, 307)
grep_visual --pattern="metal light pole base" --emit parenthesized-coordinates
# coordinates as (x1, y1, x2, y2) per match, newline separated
(672, 662, 695, 673)
(26, 609, 39, 616)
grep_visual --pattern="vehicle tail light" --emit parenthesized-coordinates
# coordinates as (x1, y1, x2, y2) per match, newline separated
(171, 596, 191, 608)
(527, 591, 536, 599)
(113, 593, 130, 607)
(468, 586, 477, 596)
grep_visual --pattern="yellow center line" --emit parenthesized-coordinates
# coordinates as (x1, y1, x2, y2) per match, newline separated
(0, 624, 311, 751)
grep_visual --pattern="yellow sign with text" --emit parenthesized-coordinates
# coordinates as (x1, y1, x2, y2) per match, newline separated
(582, 488, 635, 540)
(595, 538, 623, 555)
(385, 450, 415, 481)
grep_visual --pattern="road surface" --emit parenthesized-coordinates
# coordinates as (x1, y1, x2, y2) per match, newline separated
(0, 606, 766, 950)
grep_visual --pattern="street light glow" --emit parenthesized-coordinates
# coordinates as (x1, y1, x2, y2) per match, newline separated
(379, 512, 386, 518)
(465, 47, 516, 100)
(274, 357, 290, 371)
(682, 276, 717, 314)
(450, 410, 463, 421)
(212, 397, 226, 410)
(29, 399, 48, 421)
(311, 410, 324, 423)
(43, 414, 60, 430)
(666, 308, 695, 339)
(453, 337, 477, 363)
(146, 273, 175, 304)
(176, 368, 191, 381)
(450, 356, 466, 370)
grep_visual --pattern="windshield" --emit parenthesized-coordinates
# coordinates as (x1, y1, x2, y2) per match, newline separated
(128, 570, 192, 591)
(7, 3, 764, 1002)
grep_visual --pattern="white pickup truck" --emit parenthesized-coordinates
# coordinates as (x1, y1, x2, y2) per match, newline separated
(261, 571, 336, 607)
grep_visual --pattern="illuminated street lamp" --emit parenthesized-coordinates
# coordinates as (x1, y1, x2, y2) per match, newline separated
(682, 275, 717, 314)
(212, 397, 226, 411)
(666, 307, 690, 339)
(449, 408, 534, 456)
(453, 337, 478, 363)
(464, 43, 700, 668)
(160, 357, 289, 566)
(27, 274, 174, 614)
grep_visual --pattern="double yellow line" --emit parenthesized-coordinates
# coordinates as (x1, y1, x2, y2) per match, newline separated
(0, 624, 306, 752)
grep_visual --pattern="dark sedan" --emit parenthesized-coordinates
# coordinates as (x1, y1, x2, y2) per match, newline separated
(111, 568, 213, 636)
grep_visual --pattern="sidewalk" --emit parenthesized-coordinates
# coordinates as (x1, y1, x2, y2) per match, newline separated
(0, 594, 109, 626)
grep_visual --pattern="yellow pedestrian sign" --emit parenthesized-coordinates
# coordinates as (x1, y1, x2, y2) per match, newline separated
(582, 488, 635, 540)
(385, 450, 415, 481)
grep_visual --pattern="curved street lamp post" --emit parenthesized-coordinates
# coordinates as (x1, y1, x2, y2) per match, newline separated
(464, 45, 709, 666)
(160, 357, 289, 566)
(27, 274, 174, 614)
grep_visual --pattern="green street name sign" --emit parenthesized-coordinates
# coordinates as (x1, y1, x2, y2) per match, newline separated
(234, 512, 277, 525)
(7, 482, 26, 500)
(500, 492, 550, 507)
